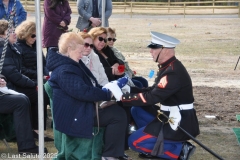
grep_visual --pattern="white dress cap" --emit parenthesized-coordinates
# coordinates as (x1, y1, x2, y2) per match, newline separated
(150, 31, 180, 48)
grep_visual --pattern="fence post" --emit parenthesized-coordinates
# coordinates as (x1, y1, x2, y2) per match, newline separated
(239, 2, 240, 18)
(213, 0, 215, 14)
(25, 0, 27, 11)
(130, 2, 132, 18)
(184, 3, 186, 18)
(168, 0, 170, 13)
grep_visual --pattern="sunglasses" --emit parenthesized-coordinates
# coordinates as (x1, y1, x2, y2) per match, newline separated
(31, 34, 36, 38)
(107, 38, 117, 42)
(98, 37, 107, 43)
(9, 30, 15, 34)
(84, 43, 94, 49)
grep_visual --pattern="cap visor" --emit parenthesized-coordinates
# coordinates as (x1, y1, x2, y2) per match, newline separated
(147, 43, 163, 49)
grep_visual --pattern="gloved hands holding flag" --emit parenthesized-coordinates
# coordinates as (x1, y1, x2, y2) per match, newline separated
(102, 76, 128, 101)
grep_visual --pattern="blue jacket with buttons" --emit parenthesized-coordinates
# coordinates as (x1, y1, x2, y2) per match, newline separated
(0, 0, 27, 26)
(46, 48, 111, 139)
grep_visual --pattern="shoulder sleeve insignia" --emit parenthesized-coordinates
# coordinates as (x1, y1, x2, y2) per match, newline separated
(157, 75, 168, 88)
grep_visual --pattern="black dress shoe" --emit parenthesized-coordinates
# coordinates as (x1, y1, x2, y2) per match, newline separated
(138, 153, 165, 159)
(118, 153, 132, 160)
(19, 146, 48, 154)
(178, 142, 196, 160)
(32, 131, 54, 142)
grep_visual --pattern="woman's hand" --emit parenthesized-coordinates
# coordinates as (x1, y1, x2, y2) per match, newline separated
(112, 63, 124, 76)
(0, 78, 7, 88)
(60, 21, 66, 27)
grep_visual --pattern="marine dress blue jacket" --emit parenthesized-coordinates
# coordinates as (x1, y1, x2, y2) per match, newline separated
(46, 48, 111, 139)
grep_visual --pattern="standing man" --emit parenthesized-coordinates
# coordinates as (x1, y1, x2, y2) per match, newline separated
(120, 31, 200, 160)
(76, 0, 112, 31)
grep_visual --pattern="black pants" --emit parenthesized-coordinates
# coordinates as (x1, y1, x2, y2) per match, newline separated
(94, 104, 127, 157)
(15, 87, 48, 130)
(0, 94, 36, 151)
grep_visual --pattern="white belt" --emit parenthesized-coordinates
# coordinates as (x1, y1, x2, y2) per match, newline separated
(161, 103, 193, 111)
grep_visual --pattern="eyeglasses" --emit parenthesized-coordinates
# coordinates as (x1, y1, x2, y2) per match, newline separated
(107, 38, 117, 42)
(98, 37, 107, 43)
(84, 43, 94, 49)
(31, 34, 36, 38)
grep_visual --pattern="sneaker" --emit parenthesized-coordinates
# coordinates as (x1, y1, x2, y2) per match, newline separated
(178, 142, 196, 160)
(19, 146, 48, 155)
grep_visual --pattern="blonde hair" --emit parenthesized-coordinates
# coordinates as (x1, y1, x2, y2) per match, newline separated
(88, 27, 107, 40)
(78, 32, 93, 40)
(106, 27, 116, 36)
(0, 20, 8, 35)
(58, 32, 84, 54)
(15, 20, 36, 40)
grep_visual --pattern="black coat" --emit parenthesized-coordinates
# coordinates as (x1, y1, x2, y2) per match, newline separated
(122, 56, 200, 141)
(94, 45, 124, 81)
(16, 39, 49, 80)
(0, 38, 36, 90)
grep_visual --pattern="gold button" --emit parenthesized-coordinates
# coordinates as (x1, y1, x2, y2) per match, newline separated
(129, 96, 131, 98)
(134, 96, 137, 98)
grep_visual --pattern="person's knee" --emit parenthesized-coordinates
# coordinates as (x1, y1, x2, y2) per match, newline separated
(111, 105, 127, 124)
(131, 106, 139, 116)
(16, 95, 31, 109)
(132, 79, 143, 88)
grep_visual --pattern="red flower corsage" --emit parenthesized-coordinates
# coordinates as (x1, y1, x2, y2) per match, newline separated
(118, 65, 125, 73)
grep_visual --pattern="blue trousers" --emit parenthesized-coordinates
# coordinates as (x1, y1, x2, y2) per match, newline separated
(129, 107, 183, 160)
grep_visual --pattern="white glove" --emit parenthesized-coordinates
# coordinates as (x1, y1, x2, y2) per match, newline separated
(103, 82, 123, 101)
(121, 85, 130, 94)
(169, 107, 181, 131)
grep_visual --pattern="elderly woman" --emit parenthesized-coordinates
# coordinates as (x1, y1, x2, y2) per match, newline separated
(0, 20, 53, 141)
(88, 27, 125, 82)
(47, 32, 128, 160)
(15, 20, 52, 141)
(15, 20, 49, 81)
(79, 31, 109, 86)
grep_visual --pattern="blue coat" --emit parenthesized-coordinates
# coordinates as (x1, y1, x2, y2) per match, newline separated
(0, 0, 27, 26)
(46, 48, 111, 138)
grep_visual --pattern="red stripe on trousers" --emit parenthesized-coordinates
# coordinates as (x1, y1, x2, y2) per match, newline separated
(165, 151, 179, 159)
(133, 134, 153, 152)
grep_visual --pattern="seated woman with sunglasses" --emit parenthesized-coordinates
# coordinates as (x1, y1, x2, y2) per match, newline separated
(78, 31, 109, 86)
(88, 27, 125, 82)
(106, 27, 148, 89)
(15, 20, 53, 141)
(46, 32, 128, 160)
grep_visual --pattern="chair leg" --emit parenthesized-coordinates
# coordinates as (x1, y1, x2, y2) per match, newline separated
(2, 138, 10, 149)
